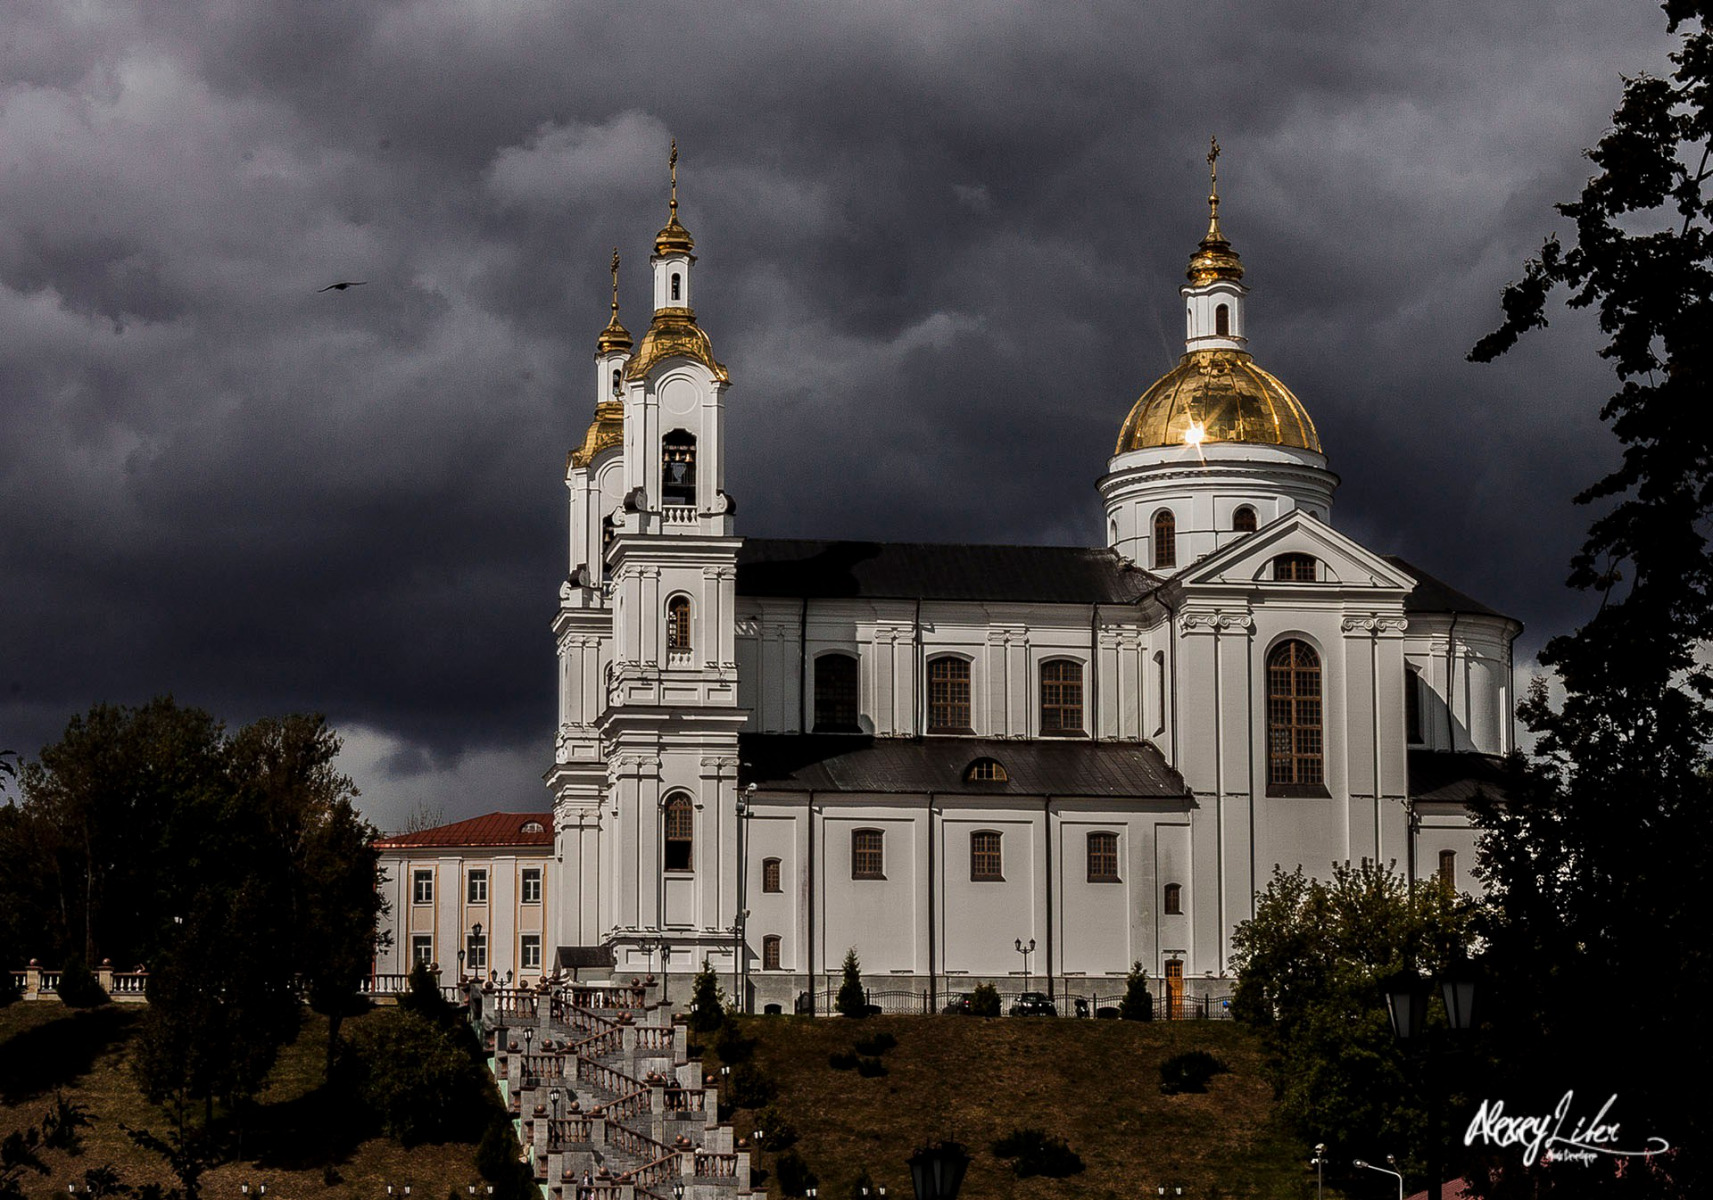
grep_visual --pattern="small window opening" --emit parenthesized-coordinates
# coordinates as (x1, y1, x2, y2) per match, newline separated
(1153, 510, 1177, 570)
(1438, 849, 1457, 887)
(1164, 882, 1183, 914)
(970, 831, 1003, 881)
(928, 657, 972, 732)
(852, 829, 884, 879)
(666, 595, 692, 652)
(814, 653, 860, 732)
(1233, 506, 1257, 533)
(762, 858, 782, 893)
(612, 368, 622, 394)
(662, 430, 696, 506)
(762, 935, 781, 970)
(664, 793, 694, 871)
(1215, 303, 1230, 336)
(1272, 553, 1316, 582)
(1087, 832, 1119, 882)
(671, 272, 681, 301)
(1405, 666, 1424, 745)
(965, 757, 1008, 783)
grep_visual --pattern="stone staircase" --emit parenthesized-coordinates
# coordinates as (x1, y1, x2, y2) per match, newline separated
(469, 981, 754, 1200)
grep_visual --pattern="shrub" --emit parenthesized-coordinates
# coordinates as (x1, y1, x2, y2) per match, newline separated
(991, 1128, 1084, 1178)
(969, 983, 1001, 1017)
(852, 1032, 896, 1056)
(56, 958, 109, 1008)
(827, 1051, 857, 1071)
(729, 1062, 777, 1109)
(398, 960, 452, 1025)
(854, 1056, 887, 1077)
(754, 1106, 798, 1151)
(347, 1009, 485, 1145)
(835, 948, 866, 1018)
(475, 1116, 537, 1200)
(711, 1016, 755, 1064)
(689, 962, 726, 1033)
(773, 1150, 818, 1197)
(1119, 961, 1153, 1021)
(1159, 1050, 1229, 1094)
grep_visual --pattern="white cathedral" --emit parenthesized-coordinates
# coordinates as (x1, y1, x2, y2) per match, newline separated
(374, 147, 1518, 1014)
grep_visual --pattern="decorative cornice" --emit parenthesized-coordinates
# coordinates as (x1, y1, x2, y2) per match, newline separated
(1179, 611, 1254, 633)
(1341, 616, 1409, 633)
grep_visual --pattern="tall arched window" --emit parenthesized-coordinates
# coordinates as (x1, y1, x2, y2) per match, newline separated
(851, 829, 884, 879)
(1153, 511, 1176, 569)
(671, 272, 682, 301)
(814, 653, 860, 732)
(1233, 506, 1257, 533)
(663, 793, 694, 871)
(762, 857, 782, 893)
(666, 595, 692, 652)
(970, 831, 1003, 881)
(662, 430, 696, 507)
(1215, 304, 1230, 336)
(1438, 849, 1457, 886)
(1267, 640, 1324, 792)
(1405, 666, 1424, 745)
(1087, 831, 1119, 881)
(927, 657, 972, 732)
(762, 935, 781, 971)
(1040, 660, 1084, 735)
(1272, 553, 1316, 582)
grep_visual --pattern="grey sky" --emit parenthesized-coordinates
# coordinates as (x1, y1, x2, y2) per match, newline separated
(0, 1, 1677, 830)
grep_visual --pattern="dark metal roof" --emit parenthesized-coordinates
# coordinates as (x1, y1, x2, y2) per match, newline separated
(1407, 749, 1512, 803)
(736, 539, 1156, 604)
(1384, 555, 1513, 623)
(739, 734, 1187, 798)
(555, 945, 616, 971)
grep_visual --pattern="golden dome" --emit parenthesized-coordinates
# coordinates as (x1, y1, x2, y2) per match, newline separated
(1116, 348, 1321, 455)
(570, 399, 624, 469)
(654, 138, 696, 257)
(625, 307, 729, 382)
(595, 247, 633, 354)
(1187, 215, 1243, 285)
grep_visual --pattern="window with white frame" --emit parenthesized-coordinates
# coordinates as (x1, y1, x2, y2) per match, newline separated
(467, 869, 487, 904)
(466, 932, 487, 971)
(521, 935, 542, 971)
(412, 935, 433, 965)
(413, 869, 433, 905)
(521, 867, 542, 904)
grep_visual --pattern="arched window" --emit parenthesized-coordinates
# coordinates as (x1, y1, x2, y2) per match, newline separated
(1273, 553, 1316, 582)
(1153, 511, 1176, 570)
(662, 430, 696, 507)
(970, 831, 1003, 881)
(671, 272, 682, 302)
(1233, 506, 1257, 533)
(928, 657, 972, 732)
(762, 857, 782, 893)
(1405, 666, 1423, 745)
(1163, 882, 1183, 914)
(612, 367, 622, 395)
(1215, 304, 1230, 336)
(663, 793, 694, 871)
(1087, 832, 1119, 881)
(1438, 849, 1457, 886)
(965, 757, 1008, 783)
(1267, 640, 1324, 792)
(762, 935, 781, 971)
(1039, 660, 1084, 735)
(814, 653, 860, 732)
(851, 829, 884, 879)
(666, 595, 692, 652)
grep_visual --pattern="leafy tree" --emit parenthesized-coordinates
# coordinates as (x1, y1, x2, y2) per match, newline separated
(399, 959, 453, 1025)
(968, 982, 1000, 1017)
(55, 956, 109, 1008)
(1229, 861, 1474, 1189)
(349, 1009, 486, 1145)
(835, 947, 866, 1018)
(688, 960, 726, 1033)
(1, 1096, 92, 1200)
(1468, 6, 1713, 1195)
(1118, 961, 1152, 1021)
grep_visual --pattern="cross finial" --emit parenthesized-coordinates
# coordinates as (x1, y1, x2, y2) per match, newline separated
(669, 138, 679, 218)
(609, 248, 620, 317)
(1207, 135, 1221, 219)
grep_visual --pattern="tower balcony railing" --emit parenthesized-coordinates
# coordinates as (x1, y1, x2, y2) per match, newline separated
(661, 504, 696, 525)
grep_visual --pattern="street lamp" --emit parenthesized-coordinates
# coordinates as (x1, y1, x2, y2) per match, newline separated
(1014, 938, 1036, 990)
(907, 1141, 970, 1200)
(1354, 1158, 1403, 1200)
(1311, 1144, 1328, 1200)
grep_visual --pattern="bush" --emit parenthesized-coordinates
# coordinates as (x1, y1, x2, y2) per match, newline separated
(991, 1128, 1084, 1178)
(1119, 961, 1153, 1021)
(852, 1032, 896, 1056)
(711, 1016, 756, 1064)
(827, 1051, 857, 1071)
(398, 960, 452, 1025)
(689, 962, 726, 1034)
(475, 1117, 537, 1200)
(56, 958, 109, 1008)
(754, 1106, 798, 1151)
(854, 1056, 887, 1077)
(835, 948, 866, 1019)
(729, 1062, 777, 1109)
(347, 1009, 485, 1145)
(969, 982, 1001, 1017)
(1159, 1050, 1228, 1094)
(773, 1150, 818, 1197)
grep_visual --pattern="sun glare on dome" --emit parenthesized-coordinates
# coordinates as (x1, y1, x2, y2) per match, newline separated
(1183, 421, 1207, 447)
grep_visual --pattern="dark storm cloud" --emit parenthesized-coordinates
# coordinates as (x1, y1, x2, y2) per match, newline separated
(0, 0, 1676, 827)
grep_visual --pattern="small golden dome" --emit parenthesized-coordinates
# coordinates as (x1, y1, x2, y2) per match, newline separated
(1115, 348, 1321, 455)
(595, 247, 633, 354)
(1188, 134, 1243, 285)
(654, 138, 696, 257)
(570, 399, 624, 469)
(625, 307, 729, 383)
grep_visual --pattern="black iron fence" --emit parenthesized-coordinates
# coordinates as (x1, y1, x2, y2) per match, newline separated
(788, 984, 1231, 1020)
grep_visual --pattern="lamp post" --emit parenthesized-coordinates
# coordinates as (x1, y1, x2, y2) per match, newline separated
(1311, 1144, 1327, 1200)
(1382, 955, 1479, 1200)
(1014, 938, 1035, 990)
(1354, 1158, 1403, 1200)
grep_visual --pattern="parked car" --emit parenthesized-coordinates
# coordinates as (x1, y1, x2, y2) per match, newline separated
(942, 992, 974, 1015)
(1008, 991, 1058, 1016)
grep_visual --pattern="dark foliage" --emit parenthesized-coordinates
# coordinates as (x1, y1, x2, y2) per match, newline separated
(728, 1063, 777, 1109)
(55, 958, 109, 1009)
(827, 1052, 856, 1071)
(853, 1057, 887, 1078)
(772, 1150, 818, 1197)
(968, 982, 1000, 1017)
(1159, 1050, 1229, 1095)
(1119, 961, 1152, 1021)
(688, 962, 726, 1034)
(345, 1008, 487, 1146)
(753, 1107, 798, 1151)
(852, 1032, 896, 1056)
(711, 1016, 756, 1064)
(991, 1128, 1084, 1178)
(835, 948, 866, 1019)
(398, 960, 454, 1026)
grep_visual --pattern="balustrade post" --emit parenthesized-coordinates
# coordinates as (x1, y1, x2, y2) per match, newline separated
(24, 960, 41, 999)
(97, 958, 114, 993)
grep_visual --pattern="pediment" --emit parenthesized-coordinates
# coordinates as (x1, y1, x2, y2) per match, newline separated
(1175, 510, 1416, 592)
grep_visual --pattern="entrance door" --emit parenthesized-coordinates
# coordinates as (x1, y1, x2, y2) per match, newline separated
(1165, 960, 1184, 1020)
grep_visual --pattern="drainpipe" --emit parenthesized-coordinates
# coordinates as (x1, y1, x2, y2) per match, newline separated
(1043, 795, 1055, 1001)
(799, 598, 809, 733)
(927, 791, 937, 1012)
(1089, 604, 1100, 741)
(914, 598, 924, 736)
(806, 790, 816, 1014)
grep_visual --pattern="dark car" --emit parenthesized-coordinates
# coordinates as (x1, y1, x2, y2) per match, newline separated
(942, 992, 974, 1015)
(1008, 991, 1058, 1016)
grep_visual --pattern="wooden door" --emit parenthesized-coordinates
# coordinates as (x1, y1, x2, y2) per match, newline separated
(1165, 960, 1184, 1020)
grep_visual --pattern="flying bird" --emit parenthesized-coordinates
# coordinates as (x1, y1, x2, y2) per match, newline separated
(318, 280, 368, 292)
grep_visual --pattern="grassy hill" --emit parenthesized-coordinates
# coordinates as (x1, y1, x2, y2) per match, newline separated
(710, 1014, 1334, 1200)
(0, 1001, 484, 1198)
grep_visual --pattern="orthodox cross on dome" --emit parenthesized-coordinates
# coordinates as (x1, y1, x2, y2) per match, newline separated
(669, 138, 679, 220)
(1207, 135, 1221, 222)
(610, 247, 621, 317)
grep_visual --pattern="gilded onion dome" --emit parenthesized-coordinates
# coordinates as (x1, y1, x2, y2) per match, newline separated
(626, 307, 729, 382)
(1116, 348, 1320, 454)
(569, 399, 624, 468)
(1187, 135, 1243, 285)
(654, 139, 696, 257)
(595, 248, 632, 355)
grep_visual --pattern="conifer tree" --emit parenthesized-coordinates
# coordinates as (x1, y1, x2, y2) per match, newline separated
(835, 947, 866, 1018)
